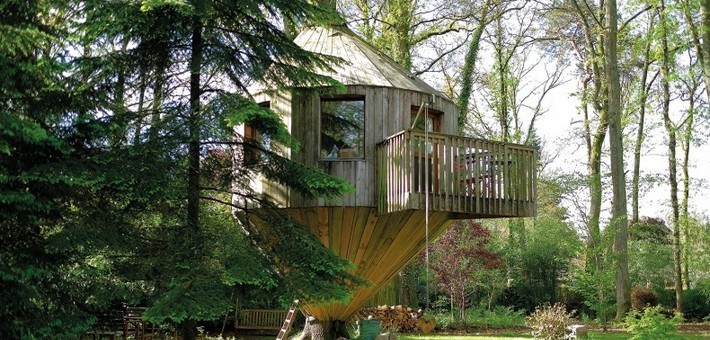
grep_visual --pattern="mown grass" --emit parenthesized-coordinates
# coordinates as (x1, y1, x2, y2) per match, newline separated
(399, 330, 710, 339)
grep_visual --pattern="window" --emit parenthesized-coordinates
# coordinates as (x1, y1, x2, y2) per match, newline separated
(320, 98, 365, 159)
(411, 106, 441, 133)
(244, 101, 271, 165)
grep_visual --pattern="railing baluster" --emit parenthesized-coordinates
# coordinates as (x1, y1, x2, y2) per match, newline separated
(376, 130, 535, 217)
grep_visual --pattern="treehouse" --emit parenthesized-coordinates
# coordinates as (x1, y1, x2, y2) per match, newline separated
(245, 25, 537, 322)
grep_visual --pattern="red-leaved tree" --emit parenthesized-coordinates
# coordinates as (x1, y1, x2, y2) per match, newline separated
(429, 220, 501, 323)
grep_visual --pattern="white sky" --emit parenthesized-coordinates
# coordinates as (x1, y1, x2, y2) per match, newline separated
(538, 79, 710, 225)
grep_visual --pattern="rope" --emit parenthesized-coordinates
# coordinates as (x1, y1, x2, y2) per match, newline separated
(424, 101, 430, 311)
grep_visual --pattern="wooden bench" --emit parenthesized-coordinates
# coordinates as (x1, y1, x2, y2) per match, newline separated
(236, 309, 289, 332)
(83, 307, 155, 340)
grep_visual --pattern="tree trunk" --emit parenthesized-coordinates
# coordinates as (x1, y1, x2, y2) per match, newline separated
(632, 14, 656, 224)
(680, 87, 696, 290)
(182, 15, 203, 340)
(587, 107, 608, 273)
(680, 0, 710, 100)
(298, 317, 348, 340)
(659, 0, 684, 313)
(605, 0, 630, 319)
(182, 319, 198, 340)
(495, 16, 509, 143)
(149, 44, 169, 141)
(133, 63, 147, 145)
(457, 0, 492, 133)
(572, 0, 608, 274)
(702, 0, 710, 100)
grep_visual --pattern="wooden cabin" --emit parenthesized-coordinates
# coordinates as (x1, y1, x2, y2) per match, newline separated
(245, 25, 537, 322)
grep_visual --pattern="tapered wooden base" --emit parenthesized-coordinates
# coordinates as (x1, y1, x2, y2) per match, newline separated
(282, 207, 455, 321)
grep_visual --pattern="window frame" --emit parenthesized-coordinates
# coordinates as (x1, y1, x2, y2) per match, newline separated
(319, 95, 366, 161)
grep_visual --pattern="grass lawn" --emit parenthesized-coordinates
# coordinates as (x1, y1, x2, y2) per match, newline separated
(398, 331, 710, 339)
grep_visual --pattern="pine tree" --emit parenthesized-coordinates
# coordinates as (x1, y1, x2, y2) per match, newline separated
(2, 0, 365, 338)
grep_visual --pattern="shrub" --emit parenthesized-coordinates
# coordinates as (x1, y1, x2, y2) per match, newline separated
(526, 303, 574, 340)
(656, 288, 676, 308)
(625, 305, 683, 340)
(683, 288, 710, 321)
(631, 287, 658, 311)
(466, 305, 526, 329)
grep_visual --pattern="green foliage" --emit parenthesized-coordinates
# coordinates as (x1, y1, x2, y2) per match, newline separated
(245, 211, 367, 306)
(457, 3, 490, 133)
(219, 94, 300, 151)
(628, 238, 674, 290)
(470, 305, 526, 329)
(2, 0, 363, 338)
(682, 286, 710, 321)
(526, 303, 574, 340)
(497, 215, 581, 312)
(629, 218, 671, 244)
(624, 305, 683, 340)
(568, 266, 617, 326)
(259, 152, 355, 200)
(429, 305, 525, 331)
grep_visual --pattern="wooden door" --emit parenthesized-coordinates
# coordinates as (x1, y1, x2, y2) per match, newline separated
(411, 106, 441, 193)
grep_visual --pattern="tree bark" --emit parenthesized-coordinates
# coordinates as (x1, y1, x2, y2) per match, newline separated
(680, 83, 696, 290)
(605, 0, 630, 319)
(457, 0, 493, 133)
(681, 100, 694, 290)
(495, 16, 509, 143)
(632, 14, 656, 224)
(182, 15, 204, 340)
(298, 317, 348, 340)
(659, 0, 684, 313)
(149, 44, 169, 141)
(571, 0, 608, 274)
(133, 63, 146, 145)
(702, 0, 710, 100)
(680, 0, 710, 100)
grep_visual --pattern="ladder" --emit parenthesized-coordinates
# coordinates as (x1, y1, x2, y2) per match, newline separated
(276, 299, 299, 340)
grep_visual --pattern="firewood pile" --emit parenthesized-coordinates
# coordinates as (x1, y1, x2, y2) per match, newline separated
(352, 305, 425, 332)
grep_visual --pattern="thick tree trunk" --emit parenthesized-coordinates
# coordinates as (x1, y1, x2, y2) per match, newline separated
(298, 317, 348, 340)
(606, 0, 630, 319)
(182, 319, 198, 340)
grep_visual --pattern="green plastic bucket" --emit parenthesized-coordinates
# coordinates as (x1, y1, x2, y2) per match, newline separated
(357, 319, 381, 340)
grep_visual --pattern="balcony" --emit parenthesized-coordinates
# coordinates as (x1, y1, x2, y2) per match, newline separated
(376, 130, 537, 217)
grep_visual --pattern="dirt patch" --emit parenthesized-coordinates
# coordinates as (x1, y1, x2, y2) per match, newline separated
(679, 322, 710, 333)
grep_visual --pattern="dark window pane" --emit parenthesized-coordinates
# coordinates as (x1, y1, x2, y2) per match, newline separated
(321, 99, 365, 159)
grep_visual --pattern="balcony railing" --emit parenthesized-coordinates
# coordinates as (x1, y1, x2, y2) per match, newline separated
(376, 130, 537, 217)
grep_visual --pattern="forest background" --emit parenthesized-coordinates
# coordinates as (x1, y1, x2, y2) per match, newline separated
(2, 0, 710, 339)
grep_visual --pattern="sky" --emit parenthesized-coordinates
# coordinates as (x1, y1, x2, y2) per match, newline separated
(538, 78, 710, 226)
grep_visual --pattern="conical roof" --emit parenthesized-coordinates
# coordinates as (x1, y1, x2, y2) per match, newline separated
(294, 25, 446, 96)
